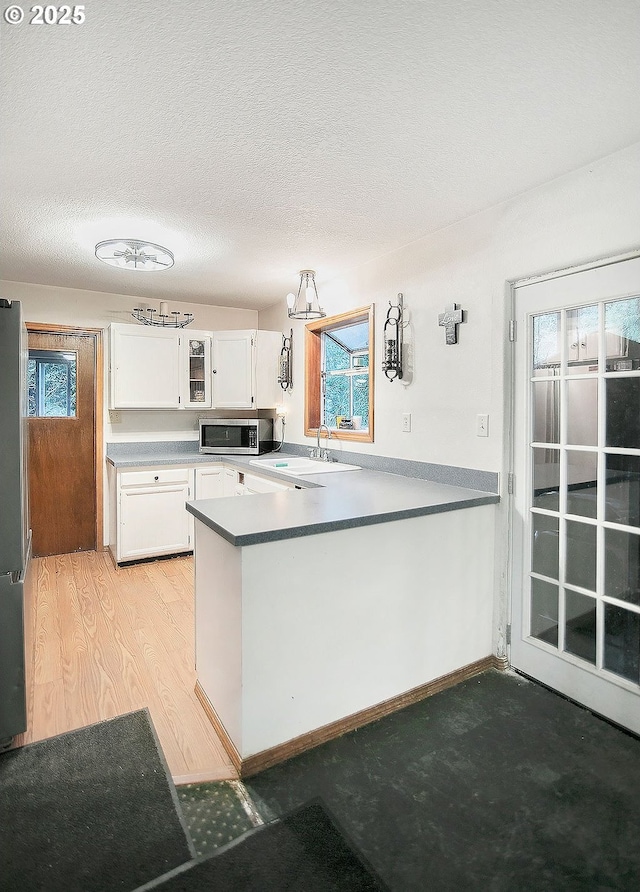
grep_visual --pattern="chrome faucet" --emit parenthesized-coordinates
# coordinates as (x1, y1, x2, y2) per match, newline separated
(317, 424, 332, 461)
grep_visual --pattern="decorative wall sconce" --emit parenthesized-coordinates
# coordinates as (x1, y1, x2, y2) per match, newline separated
(278, 329, 293, 391)
(286, 270, 325, 320)
(132, 301, 194, 328)
(382, 293, 405, 381)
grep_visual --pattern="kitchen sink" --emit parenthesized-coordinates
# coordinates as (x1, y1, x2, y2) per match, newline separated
(249, 457, 361, 476)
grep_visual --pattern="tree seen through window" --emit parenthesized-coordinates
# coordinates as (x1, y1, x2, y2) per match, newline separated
(322, 322, 369, 429)
(28, 350, 77, 417)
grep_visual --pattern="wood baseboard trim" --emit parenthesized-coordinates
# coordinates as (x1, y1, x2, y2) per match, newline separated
(195, 682, 242, 774)
(197, 655, 502, 778)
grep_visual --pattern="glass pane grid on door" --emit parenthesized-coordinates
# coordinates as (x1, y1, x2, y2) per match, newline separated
(527, 297, 640, 689)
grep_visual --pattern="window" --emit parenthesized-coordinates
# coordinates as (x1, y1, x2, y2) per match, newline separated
(28, 350, 77, 417)
(304, 305, 374, 442)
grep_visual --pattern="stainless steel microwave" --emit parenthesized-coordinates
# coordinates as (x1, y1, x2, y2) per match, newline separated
(199, 417, 274, 455)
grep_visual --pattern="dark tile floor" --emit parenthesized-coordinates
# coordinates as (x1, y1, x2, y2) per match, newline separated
(244, 669, 640, 891)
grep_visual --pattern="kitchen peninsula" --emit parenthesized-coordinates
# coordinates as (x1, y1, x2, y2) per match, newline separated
(184, 454, 500, 777)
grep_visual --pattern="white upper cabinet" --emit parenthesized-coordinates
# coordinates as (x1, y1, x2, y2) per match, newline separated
(110, 324, 180, 409)
(212, 329, 282, 409)
(110, 324, 281, 410)
(212, 330, 254, 408)
(180, 331, 212, 409)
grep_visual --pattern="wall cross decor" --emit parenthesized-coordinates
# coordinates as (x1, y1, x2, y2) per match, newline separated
(438, 303, 465, 345)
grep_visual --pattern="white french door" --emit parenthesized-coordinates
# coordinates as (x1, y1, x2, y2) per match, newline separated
(511, 254, 640, 734)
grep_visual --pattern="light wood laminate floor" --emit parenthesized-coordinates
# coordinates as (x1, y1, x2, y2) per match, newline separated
(14, 550, 236, 784)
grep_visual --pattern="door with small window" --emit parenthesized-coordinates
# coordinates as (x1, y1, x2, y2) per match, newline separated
(511, 255, 640, 734)
(27, 329, 97, 557)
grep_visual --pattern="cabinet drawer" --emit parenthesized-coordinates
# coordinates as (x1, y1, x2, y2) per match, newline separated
(120, 467, 191, 488)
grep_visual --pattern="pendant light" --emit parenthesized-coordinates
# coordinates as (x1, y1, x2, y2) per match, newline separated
(286, 269, 325, 320)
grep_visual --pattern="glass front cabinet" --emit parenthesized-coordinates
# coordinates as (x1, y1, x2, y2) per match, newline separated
(181, 331, 212, 409)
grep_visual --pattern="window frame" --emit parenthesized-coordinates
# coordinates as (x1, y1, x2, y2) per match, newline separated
(304, 304, 374, 443)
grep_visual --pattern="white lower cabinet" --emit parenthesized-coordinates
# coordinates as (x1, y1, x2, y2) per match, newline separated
(193, 466, 241, 498)
(115, 467, 193, 563)
(231, 472, 292, 495)
(194, 466, 225, 499)
(223, 468, 239, 495)
(242, 472, 291, 494)
(110, 461, 295, 564)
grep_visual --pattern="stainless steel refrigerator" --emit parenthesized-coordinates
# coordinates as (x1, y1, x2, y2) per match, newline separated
(0, 299, 30, 747)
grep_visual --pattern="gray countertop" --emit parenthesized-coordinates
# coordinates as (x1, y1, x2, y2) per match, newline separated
(186, 459, 499, 547)
(106, 445, 319, 486)
(106, 443, 228, 468)
(106, 443, 499, 547)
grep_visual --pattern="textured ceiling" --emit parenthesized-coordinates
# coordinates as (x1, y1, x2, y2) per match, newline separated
(1, 0, 639, 310)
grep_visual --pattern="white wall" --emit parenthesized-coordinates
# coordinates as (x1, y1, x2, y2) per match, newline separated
(258, 142, 640, 474)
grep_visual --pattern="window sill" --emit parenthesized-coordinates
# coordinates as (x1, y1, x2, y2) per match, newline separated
(304, 426, 373, 444)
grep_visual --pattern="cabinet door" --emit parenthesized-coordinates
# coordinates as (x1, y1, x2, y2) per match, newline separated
(110, 325, 180, 409)
(254, 330, 283, 409)
(195, 466, 225, 499)
(242, 472, 291, 493)
(119, 484, 191, 561)
(181, 331, 212, 409)
(212, 330, 255, 408)
(223, 468, 239, 496)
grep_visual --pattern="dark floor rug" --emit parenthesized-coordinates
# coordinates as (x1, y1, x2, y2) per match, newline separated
(133, 799, 388, 891)
(0, 709, 193, 892)
(246, 669, 640, 892)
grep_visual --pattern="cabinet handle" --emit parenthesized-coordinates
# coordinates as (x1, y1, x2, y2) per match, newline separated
(154, 475, 159, 481)
(212, 369, 217, 374)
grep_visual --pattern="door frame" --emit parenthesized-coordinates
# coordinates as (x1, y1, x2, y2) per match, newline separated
(26, 322, 104, 552)
(505, 248, 640, 717)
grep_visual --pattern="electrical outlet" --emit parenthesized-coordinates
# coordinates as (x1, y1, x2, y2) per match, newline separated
(476, 414, 489, 437)
(402, 413, 411, 432)
(109, 410, 121, 424)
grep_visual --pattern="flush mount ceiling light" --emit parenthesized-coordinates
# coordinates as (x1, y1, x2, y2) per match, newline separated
(95, 239, 174, 271)
(286, 269, 325, 320)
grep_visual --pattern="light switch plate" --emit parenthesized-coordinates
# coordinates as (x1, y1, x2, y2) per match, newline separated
(476, 414, 489, 437)
(402, 413, 411, 432)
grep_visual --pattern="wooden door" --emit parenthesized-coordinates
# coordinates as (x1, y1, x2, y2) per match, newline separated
(28, 330, 97, 557)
